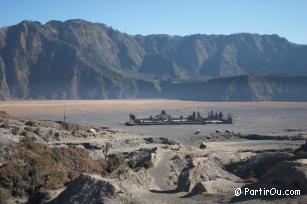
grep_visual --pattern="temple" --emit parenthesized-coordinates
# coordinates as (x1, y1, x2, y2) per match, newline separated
(125, 110, 233, 126)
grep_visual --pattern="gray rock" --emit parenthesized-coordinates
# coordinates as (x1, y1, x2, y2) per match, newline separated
(125, 148, 159, 170)
(199, 142, 207, 149)
(253, 159, 307, 193)
(108, 165, 159, 191)
(50, 174, 142, 204)
(176, 157, 240, 192)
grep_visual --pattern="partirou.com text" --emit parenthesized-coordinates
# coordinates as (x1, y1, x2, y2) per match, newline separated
(235, 187, 301, 197)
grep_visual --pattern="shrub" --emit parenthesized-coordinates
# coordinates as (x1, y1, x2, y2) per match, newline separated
(11, 126, 22, 135)
(107, 154, 124, 173)
(54, 132, 61, 140)
(25, 121, 37, 127)
(0, 120, 9, 128)
(24, 126, 33, 132)
(127, 160, 137, 169)
(143, 160, 154, 169)
(34, 127, 40, 135)
(21, 131, 28, 136)
(185, 154, 193, 159)
(47, 128, 54, 136)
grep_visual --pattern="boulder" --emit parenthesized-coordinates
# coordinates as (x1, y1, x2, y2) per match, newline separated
(82, 142, 103, 150)
(125, 148, 159, 170)
(87, 128, 97, 134)
(199, 142, 207, 149)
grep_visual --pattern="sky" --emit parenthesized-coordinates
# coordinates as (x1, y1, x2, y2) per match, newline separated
(1, 0, 307, 44)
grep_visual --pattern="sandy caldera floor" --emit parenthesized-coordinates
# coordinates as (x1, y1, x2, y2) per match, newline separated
(1, 100, 307, 146)
(1, 99, 307, 117)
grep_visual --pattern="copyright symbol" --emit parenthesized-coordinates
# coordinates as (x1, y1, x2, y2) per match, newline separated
(235, 188, 241, 196)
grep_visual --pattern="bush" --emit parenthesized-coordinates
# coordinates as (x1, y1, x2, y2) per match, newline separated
(34, 127, 40, 135)
(143, 160, 154, 169)
(47, 128, 54, 136)
(54, 132, 60, 137)
(25, 121, 37, 127)
(185, 154, 193, 159)
(24, 126, 33, 132)
(21, 131, 28, 136)
(11, 126, 22, 135)
(127, 160, 137, 169)
(107, 154, 124, 173)
(0, 120, 9, 128)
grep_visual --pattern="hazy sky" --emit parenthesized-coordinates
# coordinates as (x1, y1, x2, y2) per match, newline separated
(1, 0, 307, 44)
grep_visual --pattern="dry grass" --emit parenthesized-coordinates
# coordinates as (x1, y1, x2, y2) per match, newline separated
(0, 137, 106, 199)
(0, 187, 10, 204)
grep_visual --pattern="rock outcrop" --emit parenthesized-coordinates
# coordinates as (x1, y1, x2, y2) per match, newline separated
(253, 159, 307, 193)
(225, 152, 294, 179)
(176, 156, 240, 192)
(50, 174, 141, 204)
(123, 147, 160, 170)
(108, 165, 159, 191)
(51, 166, 159, 204)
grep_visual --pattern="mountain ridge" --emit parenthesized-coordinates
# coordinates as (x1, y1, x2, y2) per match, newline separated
(0, 19, 307, 101)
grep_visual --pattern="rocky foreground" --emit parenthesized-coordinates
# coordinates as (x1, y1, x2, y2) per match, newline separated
(1, 111, 307, 203)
